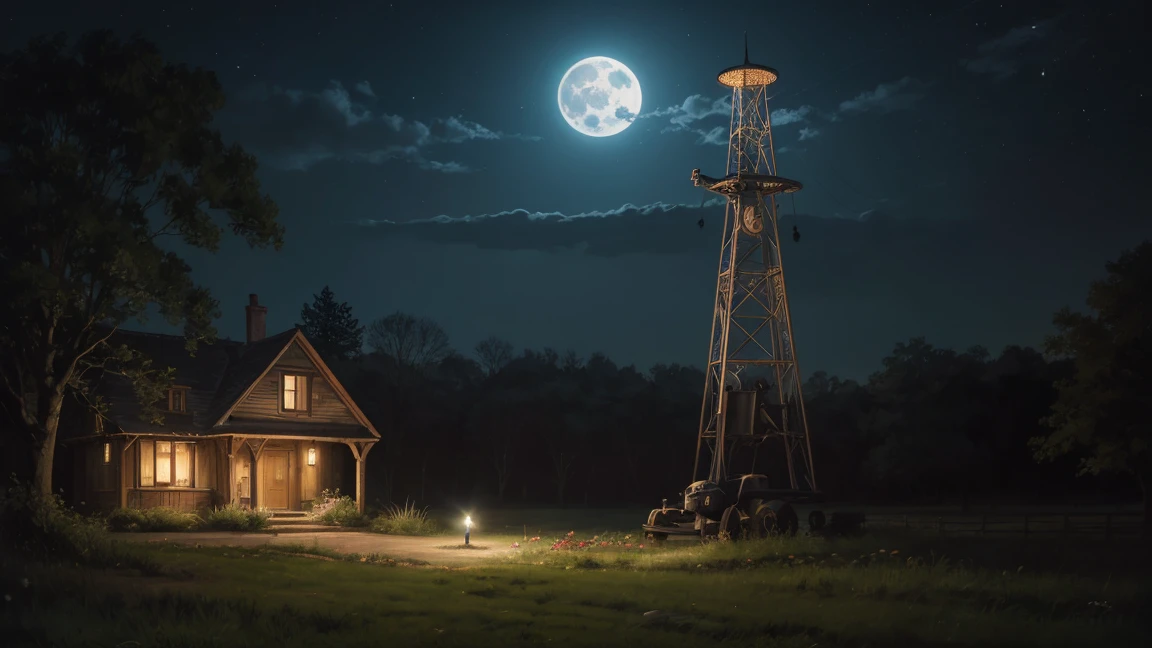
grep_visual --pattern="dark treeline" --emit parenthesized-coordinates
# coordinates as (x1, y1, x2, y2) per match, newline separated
(309, 296, 1127, 512)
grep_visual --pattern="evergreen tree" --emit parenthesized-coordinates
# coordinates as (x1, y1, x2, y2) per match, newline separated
(298, 286, 364, 362)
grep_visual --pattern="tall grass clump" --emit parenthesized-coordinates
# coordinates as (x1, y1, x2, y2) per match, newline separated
(311, 489, 368, 527)
(202, 505, 271, 531)
(0, 481, 159, 573)
(105, 506, 200, 532)
(370, 499, 441, 536)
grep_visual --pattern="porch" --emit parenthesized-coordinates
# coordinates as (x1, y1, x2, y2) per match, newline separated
(93, 433, 375, 514)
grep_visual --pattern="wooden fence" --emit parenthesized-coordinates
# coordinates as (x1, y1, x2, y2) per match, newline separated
(864, 512, 1145, 540)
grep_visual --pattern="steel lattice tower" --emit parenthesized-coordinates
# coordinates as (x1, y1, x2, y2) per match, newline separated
(690, 37, 817, 495)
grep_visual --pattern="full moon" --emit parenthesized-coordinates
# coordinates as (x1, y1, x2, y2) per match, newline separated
(557, 56, 642, 137)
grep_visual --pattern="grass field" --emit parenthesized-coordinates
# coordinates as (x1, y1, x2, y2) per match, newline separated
(3, 508, 1149, 647)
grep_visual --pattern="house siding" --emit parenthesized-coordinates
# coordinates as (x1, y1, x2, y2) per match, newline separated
(229, 342, 359, 425)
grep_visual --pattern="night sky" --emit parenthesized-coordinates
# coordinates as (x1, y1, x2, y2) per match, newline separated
(4, 0, 1148, 380)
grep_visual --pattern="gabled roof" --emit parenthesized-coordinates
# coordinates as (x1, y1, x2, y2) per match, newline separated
(88, 328, 378, 440)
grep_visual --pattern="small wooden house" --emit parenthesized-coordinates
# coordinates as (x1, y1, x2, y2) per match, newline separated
(66, 295, 378, 514)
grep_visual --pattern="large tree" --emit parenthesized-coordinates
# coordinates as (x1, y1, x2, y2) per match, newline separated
(0, 32, 283, 495)
(1033, 241, 1152, 522)
(473, 335, 513, 376)
(298, 286, 363, 362)
(367, 312, 451, 369)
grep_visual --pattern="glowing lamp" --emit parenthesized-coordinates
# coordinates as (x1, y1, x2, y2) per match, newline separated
(307, 447, 316, 466)
(464, 515, 473, 546)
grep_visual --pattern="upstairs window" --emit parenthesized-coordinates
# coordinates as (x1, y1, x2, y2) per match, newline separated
(168, 387, 189, 413)
(282, 374, 310, 412)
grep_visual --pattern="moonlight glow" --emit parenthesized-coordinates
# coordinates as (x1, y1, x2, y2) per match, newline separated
(557, 56, 642, 137)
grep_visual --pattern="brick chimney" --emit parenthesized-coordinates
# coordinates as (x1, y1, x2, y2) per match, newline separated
(245, 294, 267, 344)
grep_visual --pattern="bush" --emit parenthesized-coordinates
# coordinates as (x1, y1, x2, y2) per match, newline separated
(311, 489, 367, 527)
(370, 500, 441, 536)
(106, 506, 200, 532)
(202, 505, 271, 531)
(0, 481, 160, 573)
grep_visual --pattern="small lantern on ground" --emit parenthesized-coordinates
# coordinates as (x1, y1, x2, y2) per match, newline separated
(464, 515, 473, 545)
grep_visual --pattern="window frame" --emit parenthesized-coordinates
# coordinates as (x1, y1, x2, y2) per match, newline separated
(168, 386, 190, 413)
(279, 372, 312, 414)
(138, 440, 196, 488)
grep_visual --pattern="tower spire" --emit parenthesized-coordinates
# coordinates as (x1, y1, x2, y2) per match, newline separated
(743, 31, 749, 64)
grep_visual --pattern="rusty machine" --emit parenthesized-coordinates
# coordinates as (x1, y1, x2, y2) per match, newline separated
(642, 38, 835, 541)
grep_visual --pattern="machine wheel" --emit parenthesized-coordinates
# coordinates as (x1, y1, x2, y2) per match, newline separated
(646, 510, 672, 544)
(719, 505, 742, 541)
(808, 510, 827, 533)
(751, 500, 799, 537)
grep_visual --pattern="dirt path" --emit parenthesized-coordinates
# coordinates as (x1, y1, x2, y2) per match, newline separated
(116, 531, 519, 566)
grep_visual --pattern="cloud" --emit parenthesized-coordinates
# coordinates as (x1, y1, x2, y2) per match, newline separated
(352, 199, 732, 257)
(645, 94, 816, 132)
(964, 18, 1060, 80)
(772, 105, 814, 126)
(798, 127, 821, 141)
(838, 77, 927, 114)
(223, 80, 540, 172)
(695, 126, 728, 146)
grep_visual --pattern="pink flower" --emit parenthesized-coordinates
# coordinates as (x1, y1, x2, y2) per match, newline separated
(578, 541, 587, 548)
(624, 543, 632, 548)
(510, 542, 520, 548)
(638, 544, 645, 549)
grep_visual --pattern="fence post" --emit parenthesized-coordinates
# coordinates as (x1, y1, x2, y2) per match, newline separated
(904, 514, 909, 529)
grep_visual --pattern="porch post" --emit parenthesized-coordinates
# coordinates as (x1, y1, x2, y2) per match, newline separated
(346, 441, 376, 514)
(119, 436, 139, 509)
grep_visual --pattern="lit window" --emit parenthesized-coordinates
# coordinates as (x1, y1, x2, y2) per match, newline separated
(282, 374, 309, 411)
(103, 442, 111, 464)
(307, 447, 317, 466)
(140, 441, 154, 486)
(174, 443, 191, 487)
(156, 442, 172, 484)
(140, 440, 195, 488)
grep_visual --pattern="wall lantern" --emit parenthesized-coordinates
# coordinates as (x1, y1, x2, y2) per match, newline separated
(103, 442, 111, 464)
(307, 446, 317, 466)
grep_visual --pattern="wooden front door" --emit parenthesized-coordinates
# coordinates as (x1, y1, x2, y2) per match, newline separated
(263, 451, 290, 509)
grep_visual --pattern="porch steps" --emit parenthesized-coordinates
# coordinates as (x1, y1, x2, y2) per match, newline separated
(265, 512, 362, 534)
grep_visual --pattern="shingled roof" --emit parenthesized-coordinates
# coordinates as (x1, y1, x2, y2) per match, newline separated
(87, 327, 376, 440)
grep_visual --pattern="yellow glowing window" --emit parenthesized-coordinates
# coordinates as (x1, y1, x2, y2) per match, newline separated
(143, 441, 196, 488)
(103, 442, 111, 464)
(156, 442, 172, 484)
(174, 443, 191, 487)
(282, 374, 309, 411)
(140, 441, 154, 487)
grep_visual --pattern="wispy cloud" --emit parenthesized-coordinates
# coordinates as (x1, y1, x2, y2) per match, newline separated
(648, 75, 928, 147)
(644, 93, 818, 146)
(354, 80, 375, 97)
(351, 198, 736, 257)
(838, 77, 928, 114)
(226, 80, 541, 172)
(963, 18, 1060, 80)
